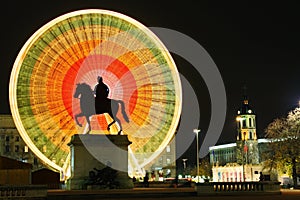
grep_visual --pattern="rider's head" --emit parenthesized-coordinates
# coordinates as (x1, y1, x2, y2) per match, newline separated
(97, 76, 103, 83)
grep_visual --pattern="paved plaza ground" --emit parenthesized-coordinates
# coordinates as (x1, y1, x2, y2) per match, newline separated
(48, 188, 300, 200)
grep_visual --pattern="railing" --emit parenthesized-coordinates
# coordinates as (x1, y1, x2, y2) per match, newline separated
(196, 181, 281, 196)
(0, 185, 47, 199)
(214, 182, 264, 191)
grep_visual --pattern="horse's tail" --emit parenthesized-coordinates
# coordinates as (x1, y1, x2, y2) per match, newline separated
(118, 100, 129, 123)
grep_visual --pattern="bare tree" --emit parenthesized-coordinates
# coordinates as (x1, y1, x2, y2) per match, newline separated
(264, 108, 300, 187)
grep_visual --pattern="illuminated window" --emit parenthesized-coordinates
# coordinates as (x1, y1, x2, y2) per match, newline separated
(24, 146, 29, 152)
(166, 145, 170, 152)
(167, 158, 170, 164)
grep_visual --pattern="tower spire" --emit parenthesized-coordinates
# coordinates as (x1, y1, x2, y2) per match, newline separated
(242, 84, 248, 105)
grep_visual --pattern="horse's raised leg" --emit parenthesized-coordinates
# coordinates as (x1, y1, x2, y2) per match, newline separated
(75, 113, 84, 127)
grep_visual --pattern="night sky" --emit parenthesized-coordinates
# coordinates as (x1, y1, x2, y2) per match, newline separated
(1, 1, 300, 168)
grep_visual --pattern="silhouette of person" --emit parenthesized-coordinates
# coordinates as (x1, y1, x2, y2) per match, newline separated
(94, 76, 109, 113)
(94, 76, 109, 98)
(143, 173, 149, 187)
(259, 172, 265, 182)
(174, 175, 179, 188)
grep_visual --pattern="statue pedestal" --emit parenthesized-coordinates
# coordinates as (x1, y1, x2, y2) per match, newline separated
(66, 134, 133, 190)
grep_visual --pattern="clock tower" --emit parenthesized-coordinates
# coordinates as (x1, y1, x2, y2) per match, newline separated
(236, 89, 259, 165)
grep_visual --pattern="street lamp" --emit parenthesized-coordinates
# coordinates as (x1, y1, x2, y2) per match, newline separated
(242, 132, 246, 182)
(193, 128, 201, 183)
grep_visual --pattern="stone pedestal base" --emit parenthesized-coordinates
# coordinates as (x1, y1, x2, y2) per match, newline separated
(66, 134, 133, 190)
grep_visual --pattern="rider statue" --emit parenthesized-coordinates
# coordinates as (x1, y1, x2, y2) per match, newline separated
(94, 76, 109, 113)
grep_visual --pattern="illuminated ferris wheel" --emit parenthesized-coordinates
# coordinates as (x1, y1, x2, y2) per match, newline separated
(9, 9, 182, 177)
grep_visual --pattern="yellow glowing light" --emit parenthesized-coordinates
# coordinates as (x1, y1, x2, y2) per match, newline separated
(236, 116, 243, 121)
(9, 9, 182, 175)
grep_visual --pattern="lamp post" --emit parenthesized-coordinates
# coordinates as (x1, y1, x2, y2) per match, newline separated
(193, 129, 201, 183)
(242, 133, 245, 182)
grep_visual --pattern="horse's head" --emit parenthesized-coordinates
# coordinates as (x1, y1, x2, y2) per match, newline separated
(74, 83, 93, 99)
(73, 83, 82, 98)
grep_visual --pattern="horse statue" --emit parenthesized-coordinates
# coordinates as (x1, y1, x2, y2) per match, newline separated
(73, 83, 129, 135)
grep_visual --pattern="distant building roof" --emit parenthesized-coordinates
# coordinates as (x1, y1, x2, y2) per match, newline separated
(0, 156, 32, 169)
(0, 114, 16, 128)
(209, 142, 236, 151)
(32, 168, 61, 188)
(209, 138, 271, 151)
